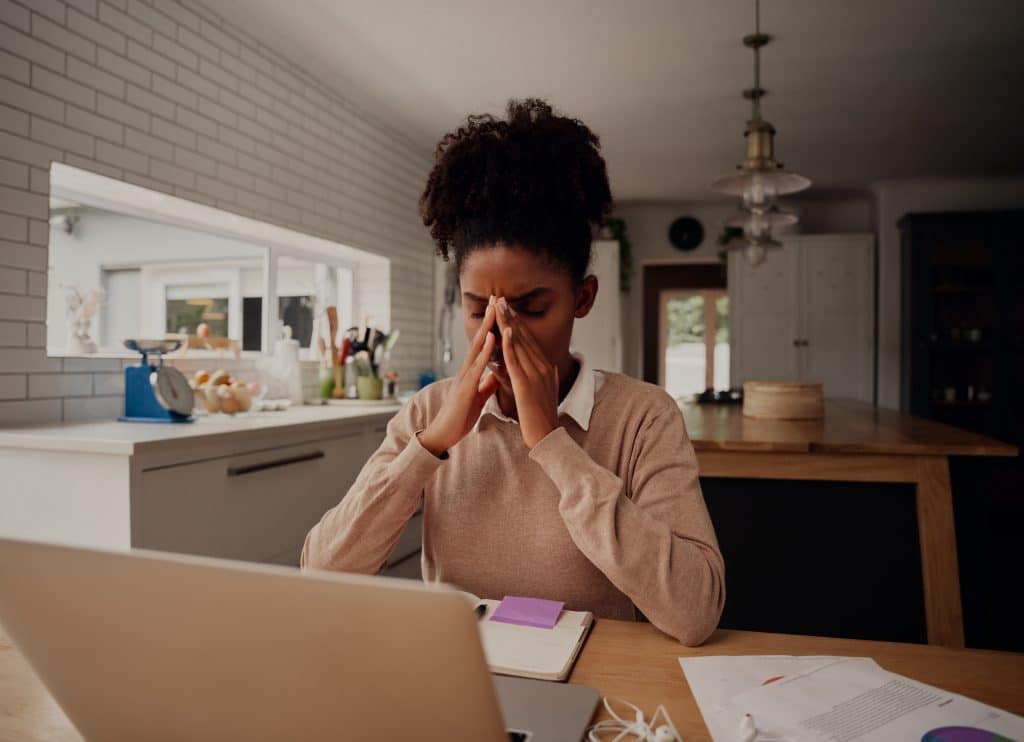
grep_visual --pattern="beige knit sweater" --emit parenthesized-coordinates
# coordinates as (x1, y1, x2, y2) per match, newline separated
(301, 371, 725, 645)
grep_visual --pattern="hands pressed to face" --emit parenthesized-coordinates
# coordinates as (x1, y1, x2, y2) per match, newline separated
(491, 294, 560, 449)
(417, 293, 560, 457)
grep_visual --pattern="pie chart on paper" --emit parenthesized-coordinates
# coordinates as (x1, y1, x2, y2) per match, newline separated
(922, 727, 1017, 742)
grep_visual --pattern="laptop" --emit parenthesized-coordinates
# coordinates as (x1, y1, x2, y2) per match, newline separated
(0, 538, 599, 742)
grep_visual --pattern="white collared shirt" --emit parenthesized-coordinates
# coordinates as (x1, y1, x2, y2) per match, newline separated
(473, 351, 605, 432)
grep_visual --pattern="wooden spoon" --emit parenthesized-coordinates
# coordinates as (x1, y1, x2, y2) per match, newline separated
(326, 307, 344, 398)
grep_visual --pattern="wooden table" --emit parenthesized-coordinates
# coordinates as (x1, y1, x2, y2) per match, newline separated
(680, 398, 1018, 649)
(4, 620, 1022, 741)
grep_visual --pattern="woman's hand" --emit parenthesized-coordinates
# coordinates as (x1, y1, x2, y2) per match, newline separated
(494, 296, 560, 449)
(417, 297, 500, 457)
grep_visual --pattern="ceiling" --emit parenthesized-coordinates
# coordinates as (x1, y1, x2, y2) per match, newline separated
(214, 0, 1024, 202)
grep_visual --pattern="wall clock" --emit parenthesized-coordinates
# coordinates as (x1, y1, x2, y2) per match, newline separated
(668, 216, 704, 252)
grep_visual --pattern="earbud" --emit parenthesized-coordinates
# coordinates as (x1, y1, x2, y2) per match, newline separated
(739, 713, 757, 742)
(652, 724, 678, 742)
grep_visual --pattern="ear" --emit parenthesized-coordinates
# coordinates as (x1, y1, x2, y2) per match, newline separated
(574, 275, 599, 319)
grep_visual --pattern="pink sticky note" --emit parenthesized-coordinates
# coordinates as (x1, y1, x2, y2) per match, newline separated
(489, 596, 564, 629)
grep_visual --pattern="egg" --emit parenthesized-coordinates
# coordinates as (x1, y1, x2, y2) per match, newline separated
(202, 385, 220, 413)
(230, 382, 252, 412)
(216, 384, 239, 414)
(210, 369, 231, 386)
(194, 369, 211, 386)
(196, 322, 210, 339)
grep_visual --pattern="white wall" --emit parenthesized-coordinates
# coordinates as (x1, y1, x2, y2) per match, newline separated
(0, 0, 433, 424)
(872, 177, 1024, 409)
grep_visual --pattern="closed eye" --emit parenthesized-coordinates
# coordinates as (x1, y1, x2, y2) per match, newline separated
(471, 309, 545, 319)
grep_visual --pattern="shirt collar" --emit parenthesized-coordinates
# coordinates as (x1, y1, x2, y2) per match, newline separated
(474, 351, 599, 432)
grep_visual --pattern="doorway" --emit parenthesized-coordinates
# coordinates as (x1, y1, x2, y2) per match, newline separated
(642, 263, 726, 397)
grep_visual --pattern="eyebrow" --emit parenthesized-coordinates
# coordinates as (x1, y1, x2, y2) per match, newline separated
(462, 288, 553, 303)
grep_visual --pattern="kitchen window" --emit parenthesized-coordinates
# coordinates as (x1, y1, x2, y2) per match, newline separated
(46, 163, 389, 359)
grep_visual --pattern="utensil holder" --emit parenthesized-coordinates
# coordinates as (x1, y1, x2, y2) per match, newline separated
(356, 375, 383, 400)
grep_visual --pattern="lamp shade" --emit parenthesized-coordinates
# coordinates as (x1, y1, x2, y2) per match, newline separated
(711, 168, 811, 197)
(726, 207, 799, 230)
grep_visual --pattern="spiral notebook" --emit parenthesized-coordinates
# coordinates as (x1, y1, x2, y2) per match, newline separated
(464, 594, 595, 682)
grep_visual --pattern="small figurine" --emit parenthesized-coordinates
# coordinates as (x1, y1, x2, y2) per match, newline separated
(64, 285, 105, 354)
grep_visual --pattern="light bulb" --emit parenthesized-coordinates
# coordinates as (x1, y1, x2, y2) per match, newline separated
(741, 176, 778, 214)
(745, 243, 766, 266)
(743, 213, 772, 242)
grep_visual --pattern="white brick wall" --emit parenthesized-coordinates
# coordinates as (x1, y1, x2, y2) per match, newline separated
(0, 0, 436, 425)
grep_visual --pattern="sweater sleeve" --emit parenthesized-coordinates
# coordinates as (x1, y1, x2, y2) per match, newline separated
(527, 401, 725, 645)
(300, 395, 446, 574)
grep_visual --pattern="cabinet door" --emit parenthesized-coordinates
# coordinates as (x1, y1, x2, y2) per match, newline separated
(138, 427, 385, 563)
(800, 235, 875, 402)
(729, 241, 801, 384)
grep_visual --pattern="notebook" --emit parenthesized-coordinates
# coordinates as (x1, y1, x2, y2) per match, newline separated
(461, 593, 595, 682)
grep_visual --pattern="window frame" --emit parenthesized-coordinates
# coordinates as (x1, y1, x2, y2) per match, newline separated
(657, 287, 729, 395)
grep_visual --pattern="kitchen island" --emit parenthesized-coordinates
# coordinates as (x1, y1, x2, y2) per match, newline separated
(679, 398, 1017, 649)
(0, 402, 408, 568)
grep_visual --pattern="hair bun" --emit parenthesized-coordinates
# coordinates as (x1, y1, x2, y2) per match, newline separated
(420, 97, 612, 285)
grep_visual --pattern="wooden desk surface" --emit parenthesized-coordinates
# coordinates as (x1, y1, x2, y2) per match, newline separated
(4, 621, 1022, 741)
(571, 621, 1024, 739)
(680, 398, 1018, 457)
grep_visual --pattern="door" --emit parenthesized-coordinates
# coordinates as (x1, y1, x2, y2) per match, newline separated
(800, 235, 875, 402)
(729, 241, 801, 384)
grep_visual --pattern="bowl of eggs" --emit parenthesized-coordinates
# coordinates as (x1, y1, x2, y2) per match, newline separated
(190, 369, 259, 415)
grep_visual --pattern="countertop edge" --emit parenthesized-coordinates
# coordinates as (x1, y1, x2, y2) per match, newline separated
(0, 405, 403, 457)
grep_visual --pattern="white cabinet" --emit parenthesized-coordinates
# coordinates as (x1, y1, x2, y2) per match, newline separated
(571, 239, 623, 372)
(729, 234, 875, 402)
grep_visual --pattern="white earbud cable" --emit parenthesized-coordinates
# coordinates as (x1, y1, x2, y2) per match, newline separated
(586, 696, 682, 741)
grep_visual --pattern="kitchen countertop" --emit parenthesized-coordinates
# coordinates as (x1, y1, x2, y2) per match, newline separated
(679, 397, 1017, 457)
(0, 402, 403, 456)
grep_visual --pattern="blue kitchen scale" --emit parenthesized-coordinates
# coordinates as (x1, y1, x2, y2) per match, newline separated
(119, 339, 195, 423)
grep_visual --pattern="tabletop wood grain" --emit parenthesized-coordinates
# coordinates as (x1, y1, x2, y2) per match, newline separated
(679, 398, 1018, 457)
(4, 621, 1023, 741)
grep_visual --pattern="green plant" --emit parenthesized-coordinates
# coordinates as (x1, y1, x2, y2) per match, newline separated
(716, 225, 743, 267)
(603, 217, 634, 294)
(716, 225, 743, 246)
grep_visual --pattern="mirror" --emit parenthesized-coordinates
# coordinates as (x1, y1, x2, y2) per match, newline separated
(46, 163, 390, 359)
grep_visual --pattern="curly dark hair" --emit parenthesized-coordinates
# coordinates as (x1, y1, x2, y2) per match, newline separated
(419, 98, 613, 286)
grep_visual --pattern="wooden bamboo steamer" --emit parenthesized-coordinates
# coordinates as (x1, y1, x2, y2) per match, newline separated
(742, 381, 824, 419)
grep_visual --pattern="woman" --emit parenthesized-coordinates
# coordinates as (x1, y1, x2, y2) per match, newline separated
(302, 98, 724, 645)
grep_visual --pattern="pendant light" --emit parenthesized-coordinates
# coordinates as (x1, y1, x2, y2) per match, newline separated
(712, 0, 810, 265)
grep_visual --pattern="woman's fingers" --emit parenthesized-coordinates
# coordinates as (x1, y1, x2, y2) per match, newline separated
(496, 298, 541, 377)
(463, 298, 495, 371)
(510, 310, 547, 369)
(476, 371, 498, 402)
(469, 331, 495, 380)
(500, 325, 526, 387)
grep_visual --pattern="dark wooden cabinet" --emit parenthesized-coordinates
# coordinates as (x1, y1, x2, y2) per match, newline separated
(900, 209, 1024, 652)
(900, 210, 1023, 445)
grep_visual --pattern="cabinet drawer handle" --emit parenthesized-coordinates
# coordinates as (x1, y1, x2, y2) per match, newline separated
(227, 450, 325, 477)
